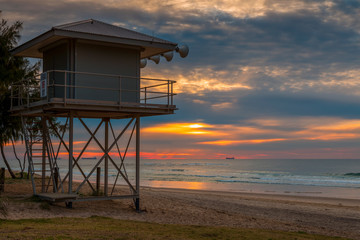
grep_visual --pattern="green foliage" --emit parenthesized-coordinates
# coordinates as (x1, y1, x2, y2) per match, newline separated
(0, 17, 39, 143)
(0, 15, 39, 178)
(15, 171, 29, 179)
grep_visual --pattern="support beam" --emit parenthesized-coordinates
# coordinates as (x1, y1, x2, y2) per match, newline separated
(96, 167, 101, 196)
(41, 116, 47, 193)
(68, 114, 74, 194)
(104, 118, 109, 196)
(54, 167, 59, 193)
(135, 116, 140, 212)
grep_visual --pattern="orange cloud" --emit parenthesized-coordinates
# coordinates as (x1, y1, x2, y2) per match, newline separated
(141, 152, 192, 159)
(292, 119, 360, 141)
(198, 138, 287, 146)
(7, 117, 360, 160)
(143, 122, 217, 135)
(142, 67, 252, 94)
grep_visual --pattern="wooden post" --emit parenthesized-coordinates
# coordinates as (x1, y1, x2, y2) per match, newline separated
(135, 116, 140, 211)
(54, 167, 59, 193)
(96, 167, 101, 195)
(104, 118, 109, 196)
(68, 114, 73, 194)
(41, 116, 46, 193)
(0, 168, 5, 193)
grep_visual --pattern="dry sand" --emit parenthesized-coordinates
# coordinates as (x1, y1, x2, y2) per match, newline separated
(1, 179, 360, 239)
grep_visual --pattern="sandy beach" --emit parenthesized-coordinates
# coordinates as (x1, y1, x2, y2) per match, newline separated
(1, 178, 360, 240)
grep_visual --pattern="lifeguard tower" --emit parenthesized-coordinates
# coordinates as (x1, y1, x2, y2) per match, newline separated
(10, 19, 188, 210)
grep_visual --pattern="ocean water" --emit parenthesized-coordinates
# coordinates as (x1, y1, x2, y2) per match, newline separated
(138, 158, 360, 199)
(7, 158, 360, 199)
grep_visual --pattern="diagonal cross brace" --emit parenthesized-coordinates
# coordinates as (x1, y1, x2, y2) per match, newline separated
(110, 121, 136, 195)
(60, 119, 104, 188)
(49, 119, 99, 192)
(76, 117, 136, 193)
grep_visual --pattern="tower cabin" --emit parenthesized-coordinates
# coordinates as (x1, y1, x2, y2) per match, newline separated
(11, 19, 181, 117)
(10, 19, 187, 209)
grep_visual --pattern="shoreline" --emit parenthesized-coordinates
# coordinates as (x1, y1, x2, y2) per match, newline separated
(70, 176, 360, 202)
(141, 185, 360, 206)
(1, 175, 360, 239)
(140, 179, 360, 200)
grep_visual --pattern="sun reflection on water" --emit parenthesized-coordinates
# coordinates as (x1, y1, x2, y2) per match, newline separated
(146, 180, 210, 190)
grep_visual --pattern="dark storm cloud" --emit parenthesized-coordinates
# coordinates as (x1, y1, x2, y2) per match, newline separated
(158, 89, 360, 127)
(3, 0, 360, 126)
(3, 0, 360, 70)
(334, 0, 360, 12)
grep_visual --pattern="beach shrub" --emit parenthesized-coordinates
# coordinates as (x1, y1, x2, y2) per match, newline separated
(0, 15, 39, 179)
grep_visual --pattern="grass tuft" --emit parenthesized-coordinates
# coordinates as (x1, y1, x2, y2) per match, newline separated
(40, 202, 50, 210)
(0, 217, 352, 240)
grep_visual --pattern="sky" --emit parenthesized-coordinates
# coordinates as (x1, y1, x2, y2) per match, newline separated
(2, 0, 360, 160)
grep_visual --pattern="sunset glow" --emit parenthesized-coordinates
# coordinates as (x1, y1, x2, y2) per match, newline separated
(142, 123, 215, 135)
(198, 138, 287, 146)
(2, 0, 360, 161)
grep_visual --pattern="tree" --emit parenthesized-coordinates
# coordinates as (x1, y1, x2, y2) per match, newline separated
(0, 16, 39, 178)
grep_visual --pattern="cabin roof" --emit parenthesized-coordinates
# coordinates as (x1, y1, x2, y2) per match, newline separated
(11, 19, 177, 59)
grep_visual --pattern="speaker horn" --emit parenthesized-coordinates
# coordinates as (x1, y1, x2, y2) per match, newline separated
(149, 55, 160, 64)
(140, 58, 147, 68)
(161, 51, 174, 62)
(175, 44, 189, 58)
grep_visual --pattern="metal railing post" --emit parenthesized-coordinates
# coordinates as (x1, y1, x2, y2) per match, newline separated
(171, 81, 173, 106)
(144, 87, 147, 104)
(167, 80, 170, 108)
(64, 72, 67, 106)
(47, 71, 50, 103)
(119, 76, 122, 108)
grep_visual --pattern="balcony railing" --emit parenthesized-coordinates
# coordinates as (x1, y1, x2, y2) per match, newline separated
(10, 70, 176, 111)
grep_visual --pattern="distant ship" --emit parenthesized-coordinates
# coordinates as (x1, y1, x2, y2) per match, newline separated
(225, 157, 235, 160)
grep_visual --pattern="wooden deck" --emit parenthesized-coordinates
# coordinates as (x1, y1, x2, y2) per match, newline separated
(10, 97, 177, 118)
(37, 193, 78, 202)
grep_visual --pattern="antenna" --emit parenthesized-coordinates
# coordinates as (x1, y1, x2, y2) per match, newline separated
(175, 44, 189, 58)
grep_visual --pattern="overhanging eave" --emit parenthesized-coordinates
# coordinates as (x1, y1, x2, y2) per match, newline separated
(11, 28, 177, 59)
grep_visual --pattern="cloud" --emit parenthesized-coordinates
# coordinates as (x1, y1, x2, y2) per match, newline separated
(198, 138, 287, 146)
(3, 0, 360, 159)
(143, 122, 218, 136)
(3, 0, 360, 96)
(138, 116, 360, 158)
